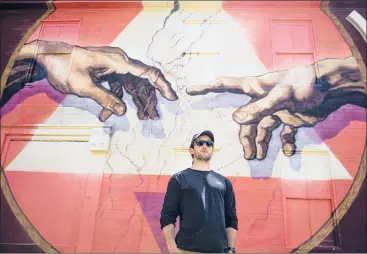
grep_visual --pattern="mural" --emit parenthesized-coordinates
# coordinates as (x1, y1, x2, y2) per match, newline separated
(1, 0, 366, 253)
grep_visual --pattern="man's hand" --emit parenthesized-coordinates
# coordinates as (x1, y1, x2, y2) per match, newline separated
(167, 242, 180, 253)
(5, 40, 178, 121)
(186, 57, 366, 160)
(162, 224, 180, 253)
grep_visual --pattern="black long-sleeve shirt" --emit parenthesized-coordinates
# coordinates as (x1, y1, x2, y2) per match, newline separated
(160, 168, 238, 253)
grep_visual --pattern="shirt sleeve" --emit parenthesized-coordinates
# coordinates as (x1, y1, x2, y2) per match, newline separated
(224, 179, 238, 230)
(160, 176, 181, 230)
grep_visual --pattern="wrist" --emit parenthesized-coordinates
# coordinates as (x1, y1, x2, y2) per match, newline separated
(318, 57, 365, 93)
(316, 57, 366, 108)
(17, 40, 39, 61)
(225, 247, 236, 253)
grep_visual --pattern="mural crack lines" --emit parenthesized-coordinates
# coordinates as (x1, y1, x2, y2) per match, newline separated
(217, 156, 243, 172)
(146, 0, 181, 68)
(125, 123, 139, 151)
(161, 9, 222, 73)
(115, 140, 146, 188)
(246, 184, 280, 234)
(168, 12, 193, 46)
(96, 154, 115, 218)
(169, 13, 193, 48)
(170, 35, 185, 48)
(114, 205, 138, 253)
(176, 78, 191, 141)
(107, 154, 115, 210)
(156, 96, 181, 182)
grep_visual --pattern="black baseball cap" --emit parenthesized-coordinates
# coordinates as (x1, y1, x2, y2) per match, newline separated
(190, 130, 215, 147)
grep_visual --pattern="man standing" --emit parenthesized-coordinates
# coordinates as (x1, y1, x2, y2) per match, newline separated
(160, 130, 238, 253)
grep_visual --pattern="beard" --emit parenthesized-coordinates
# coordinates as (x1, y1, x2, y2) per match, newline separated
(194, 151, 212, 161)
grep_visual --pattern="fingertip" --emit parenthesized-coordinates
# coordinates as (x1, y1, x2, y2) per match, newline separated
(283, 143, 296, 157)
(233, 111, 249, 124)
(243, 147, 256, 160)
(150, 115, 160, 120)
(256, 150, 266, 160)
(244, 152, 256, 160)
(186, 85, 208, 95)
(138, 111, 148, 120)
(185, 85, 204, 95)
(113, 101, 126, 116)
(99, 109, 113, 122)
(185, 86, 193, 94)
(166, 92, 178, 101)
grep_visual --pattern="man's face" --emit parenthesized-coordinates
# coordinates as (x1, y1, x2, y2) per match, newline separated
(190, 135, 214, 162)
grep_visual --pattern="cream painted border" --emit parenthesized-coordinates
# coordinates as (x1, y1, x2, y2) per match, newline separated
(292, 0, 367, 252)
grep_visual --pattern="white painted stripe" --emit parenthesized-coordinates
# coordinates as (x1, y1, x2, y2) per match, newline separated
(346, 10, 366, 43)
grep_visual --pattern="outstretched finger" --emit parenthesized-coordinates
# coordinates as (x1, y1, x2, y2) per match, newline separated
(122, 58, 178, 101)
(87, 46, 177, 101)
(232, 85, 292, 125)
(280, 124, 298, 157)
(239, 123, 258, 160)
(85, 46, 128, 58)
(99, 80, 124, 122)
(255, 115, 281, 160)
(186, 72, 278, 97)
(186, 77, 249, 96)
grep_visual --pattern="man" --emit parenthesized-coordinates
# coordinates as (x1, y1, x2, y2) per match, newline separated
(160, 130, 238, 253)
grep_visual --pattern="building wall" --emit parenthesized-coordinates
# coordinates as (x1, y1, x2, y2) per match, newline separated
(1, 0, 366, 253)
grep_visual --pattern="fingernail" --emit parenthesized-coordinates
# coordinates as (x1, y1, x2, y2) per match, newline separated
(244, 149, 255, 160)
(114, 103, 126, 115)
(138, 112, 148, 120)
(99, 109, 113, 122)
(283, 143, 296, 156)
(165, 90, 178, 101)
(233, 112, 248, 124)
(256, 144, 267, 160)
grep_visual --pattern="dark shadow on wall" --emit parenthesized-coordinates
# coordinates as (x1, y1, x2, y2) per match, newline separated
(327, 0, 366, 64)
(310, 0, 367, 252)
(0, 190, 43, 253)
(0, 1, 50, 252)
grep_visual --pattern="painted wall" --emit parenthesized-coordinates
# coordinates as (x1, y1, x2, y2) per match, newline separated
(1, 0, 366, 253)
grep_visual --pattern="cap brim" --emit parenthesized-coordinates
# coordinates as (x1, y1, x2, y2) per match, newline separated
(191, 130, 215, 144)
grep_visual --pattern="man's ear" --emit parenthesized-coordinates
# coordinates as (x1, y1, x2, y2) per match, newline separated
(189, 147, 194, 156)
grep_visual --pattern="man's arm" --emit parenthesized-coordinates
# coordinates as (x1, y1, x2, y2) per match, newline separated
(225, 179, 238, 250)
(160, 176, 181, 253)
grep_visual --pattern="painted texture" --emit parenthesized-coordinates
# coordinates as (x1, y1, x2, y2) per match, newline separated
(1, 1, 366, 253)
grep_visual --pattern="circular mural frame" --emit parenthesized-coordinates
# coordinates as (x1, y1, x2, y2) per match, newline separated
(0, 0, 365, 253)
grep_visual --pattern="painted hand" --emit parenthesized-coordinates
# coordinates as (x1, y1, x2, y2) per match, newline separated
(97, 72, 162, 121)
(85, 45, 178, 121)
(5, 40, 178, 121)
(186, 59, 365, 160)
